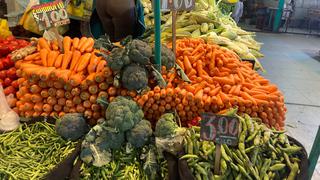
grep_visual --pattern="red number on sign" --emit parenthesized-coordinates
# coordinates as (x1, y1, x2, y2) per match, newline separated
(204, 118, 216, 140)
(41, 12, 50, 28)
(218, 117, 228, 134)
(50, 10, 60, 22)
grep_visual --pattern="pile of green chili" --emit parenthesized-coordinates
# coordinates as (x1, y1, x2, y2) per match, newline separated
(0, 122, 77, 180)
(181, 114, 303, 180)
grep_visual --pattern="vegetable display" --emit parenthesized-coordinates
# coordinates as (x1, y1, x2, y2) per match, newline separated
(180, 109, 303, 180)
(14, 37, 117, 124)
(141, 0, 264, 70)
(135, 38, 286, 130)
(0, 122, 77, 180)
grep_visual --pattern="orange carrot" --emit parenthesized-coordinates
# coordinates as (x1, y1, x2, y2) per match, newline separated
(80, 37, 94, 53)
(63, 36, 72, 53)
(76, 53, 91, 72)
(38, 38, 51, 51)
(24, 52, 40, 61)
(183, 56, 193, 73)
(40, 49, 48, 66)
(87, 53, 99, 73)
(72, 37, 80, 49)
(54, 54, 64, 68)
(78, 37, 88, 50)
(61, 51, 73, 69)
(47, 51, 59, 67)
(96, 60, 106, 73)
(51, 39, 59, 51)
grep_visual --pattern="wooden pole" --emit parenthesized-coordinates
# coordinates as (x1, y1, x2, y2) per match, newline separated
(214, 144, 221, 175)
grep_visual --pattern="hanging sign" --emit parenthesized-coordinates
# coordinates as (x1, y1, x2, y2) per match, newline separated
(200, 113, 240, 146)
(32, 0, 70, 31)
(155, 0, 195, 11)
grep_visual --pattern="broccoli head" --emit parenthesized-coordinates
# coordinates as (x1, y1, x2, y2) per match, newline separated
(121, 64, 148, 91)
(55, 113, 89, 141)
(105, 47, 131, 72)
(126, 120, 153, 148)
(127, 39, 152, 65)
(154, 113, 179, 138)
(105, 96, 144, 132)
(152, 45, 175, 70)
(154, 113, 186, 156)
(81, 123, 124, 167)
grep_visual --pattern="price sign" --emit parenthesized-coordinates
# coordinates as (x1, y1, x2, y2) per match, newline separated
(200, 113, 240, 146)
(155, 0, 195, 11)
(32, 0, 70, 31)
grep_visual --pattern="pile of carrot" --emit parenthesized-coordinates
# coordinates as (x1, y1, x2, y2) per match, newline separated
(14, 36, 116, 125)
(135, 38, 286, 130)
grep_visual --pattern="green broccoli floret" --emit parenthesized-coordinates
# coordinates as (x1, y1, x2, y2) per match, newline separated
(105, 96, 144, 132)
(126, 120, 153, 148)
(100, 47, 131, 72)
(154, 113, 186, 156)
(121, 64, 148, 91)
(55, 113, 89, 141)
(154, 113, 179, 138)
(127, 39, 152, 65)
(81, 123, 124, 167)
(152, 45, 175, 70)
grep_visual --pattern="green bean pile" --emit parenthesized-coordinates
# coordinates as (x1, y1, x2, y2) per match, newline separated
(181, 114, 303, 180)
(0, 122, 77, 180)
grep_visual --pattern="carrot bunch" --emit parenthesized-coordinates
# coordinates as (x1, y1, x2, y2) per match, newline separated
(14, 36, 116, 125)
(136, 38, 286, 130)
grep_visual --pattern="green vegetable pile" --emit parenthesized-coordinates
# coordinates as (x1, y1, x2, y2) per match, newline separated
(180, 111, 303, 180)
(0, 122, 77, 180)
(79, 144, 167, 180)
(96, 37, 175, 92)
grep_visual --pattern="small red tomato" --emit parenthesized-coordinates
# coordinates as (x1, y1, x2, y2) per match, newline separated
(6, 58, 14, 67)
(11, 80, 19, 89)
(6, 68, 16, 79)
(6, 35, 15, 41)
(4, 86, 15, 95)
(2, 40, 9, 44)
(0, 61, 3, 70)
(3, 77, 11, 87)
(0, 70, 6, 79)
(2, 57, 10, 67)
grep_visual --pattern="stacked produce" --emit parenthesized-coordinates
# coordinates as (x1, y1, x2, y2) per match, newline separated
(14, 37, 116, 124)
(135, 38, 286, 130)
(0, 36, 30, 96)
(141, 0, 264, 70)
(0, 122, 77, 180)
(79, 96, 166, 179)
(180, 110, 303, 180)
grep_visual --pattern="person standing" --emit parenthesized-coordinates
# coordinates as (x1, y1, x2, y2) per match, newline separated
(95, 0, 145, 42)
(232, 0, 244, 24)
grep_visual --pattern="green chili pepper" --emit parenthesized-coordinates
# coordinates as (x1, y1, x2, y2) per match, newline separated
(269, 163, 286, 171)
(220, 158, 228, 174)
(187, 137, 194, 154)
(180, 154, 199, 160)
(244, 114, 254, 134)
(278, 146, 302, 155)
(259, 158, 271, 178)
(283, 152, 293, 169)
(238, 165, 253, 180)
(195, 164, 207, 175)
(221, 145, 232, 162)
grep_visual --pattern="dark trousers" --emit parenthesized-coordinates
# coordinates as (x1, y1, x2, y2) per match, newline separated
(96, 0, 136, 42)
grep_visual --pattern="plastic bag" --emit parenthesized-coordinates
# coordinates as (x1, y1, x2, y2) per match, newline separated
(0, 84, 20, 132)
(0, 19, 12, 38)
(67, 0, 94, 21)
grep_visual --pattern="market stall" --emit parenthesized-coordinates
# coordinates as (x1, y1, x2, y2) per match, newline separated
(0, 0, 318, 179)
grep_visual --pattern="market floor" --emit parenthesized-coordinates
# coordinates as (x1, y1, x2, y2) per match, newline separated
(255, 32, 320, 179)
